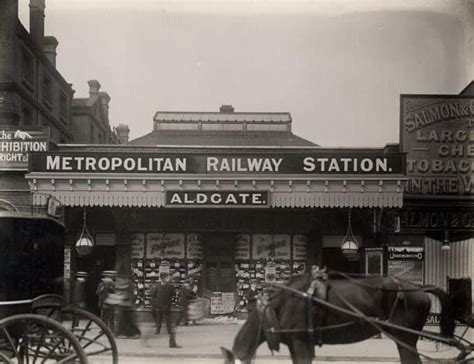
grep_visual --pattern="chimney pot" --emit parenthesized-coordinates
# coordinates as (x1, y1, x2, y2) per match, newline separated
(43, 36, 58, 67)
(88, 80, 101, 96)
(219, 104, 234, 113)
(115, 124, 130, 144)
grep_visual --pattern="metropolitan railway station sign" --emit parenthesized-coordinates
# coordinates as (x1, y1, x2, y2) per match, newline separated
(30, 152, 403, 175)
(27, 150, 405, 208)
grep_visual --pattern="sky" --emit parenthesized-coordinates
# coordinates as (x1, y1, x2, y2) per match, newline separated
(19, 0, 471, 147)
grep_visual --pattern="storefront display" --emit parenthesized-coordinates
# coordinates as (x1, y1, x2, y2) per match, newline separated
(234, 233, 307, 312)
(130, 233, 203, 308)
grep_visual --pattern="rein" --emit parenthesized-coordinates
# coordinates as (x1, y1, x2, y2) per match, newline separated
(265, 281, 472, 362)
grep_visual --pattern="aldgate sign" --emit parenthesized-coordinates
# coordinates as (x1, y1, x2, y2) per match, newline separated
(401, 95, 474, 196)
(1, 127, 49, 170)
(166, 191, 268, 207)
(29, 152, 404, 175)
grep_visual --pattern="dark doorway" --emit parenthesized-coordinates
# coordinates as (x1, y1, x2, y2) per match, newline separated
(322, 247, 360, 273)
(77, 246, 115, 314)
(203, 233, 235, 292)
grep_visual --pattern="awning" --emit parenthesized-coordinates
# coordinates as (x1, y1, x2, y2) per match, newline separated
(31, 179, 403, 208)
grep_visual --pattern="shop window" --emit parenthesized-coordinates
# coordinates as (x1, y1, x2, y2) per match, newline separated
(59, 91, 68, 123)
(22, 51, 35, 88)
(42, 74, 53, 108)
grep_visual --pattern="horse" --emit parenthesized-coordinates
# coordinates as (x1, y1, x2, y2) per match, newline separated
(222, 273, 459, 364)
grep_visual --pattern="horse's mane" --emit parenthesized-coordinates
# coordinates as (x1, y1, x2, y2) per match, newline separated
(268, 273, 311, 302)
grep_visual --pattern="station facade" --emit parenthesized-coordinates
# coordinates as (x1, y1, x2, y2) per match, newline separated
(26, 106, 404, 315)
(26, 86, 474, 319)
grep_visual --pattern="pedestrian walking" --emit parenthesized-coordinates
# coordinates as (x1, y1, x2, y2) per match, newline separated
(96, 271, 116, 330)
(114, 277, 141, 339)
(175, 280, 196, 326)
(245, 280, 258, 314)
(151, 272, 181, 348)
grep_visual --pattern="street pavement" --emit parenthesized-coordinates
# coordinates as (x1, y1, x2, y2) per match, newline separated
(94, 320, 472, 363)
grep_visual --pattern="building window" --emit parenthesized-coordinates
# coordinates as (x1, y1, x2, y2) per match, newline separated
(59, 91, 68, 123)
(22, 51, 35, 88)
(22, 107, 33, 126)
(42, 74, 53, 107)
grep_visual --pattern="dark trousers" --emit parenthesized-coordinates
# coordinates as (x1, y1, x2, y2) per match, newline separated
(155, 309, 172, 334)
(154, 309, 177, 346)
(100, 305, 115, 331)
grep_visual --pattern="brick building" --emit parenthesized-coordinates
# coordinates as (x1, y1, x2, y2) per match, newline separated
(0, 0, 127, 212)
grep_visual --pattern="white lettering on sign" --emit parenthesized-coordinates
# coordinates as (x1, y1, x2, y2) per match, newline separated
(166, 191, 268, 207)
(303, 157, 388, 173)
(206, 157, 283, 172)
(402, 96, 474, 196)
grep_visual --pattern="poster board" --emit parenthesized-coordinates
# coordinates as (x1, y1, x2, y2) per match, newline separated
(235, 234, 251, 260)
(131, 233, 145, 259)
(387, 246, 424, 285)
(252, 234, 291, 260)
(186, 233, 203, 259)
(292, 234, 307, 260)
(146, 233, 185, 259)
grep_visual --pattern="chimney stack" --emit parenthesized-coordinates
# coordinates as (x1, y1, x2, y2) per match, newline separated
(88, 80, 101, 96)
(220, 104, 234, 113)
(43, 36, 58, 67)
(115, 124, 130, 144)
(29, 0, 46, 49)
(99, 91, 111, 120)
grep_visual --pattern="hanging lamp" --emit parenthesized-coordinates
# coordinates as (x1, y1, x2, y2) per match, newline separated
(341, 208, 360, 261)
(441, 230, 450, 252)
(75, 207, 94, 256)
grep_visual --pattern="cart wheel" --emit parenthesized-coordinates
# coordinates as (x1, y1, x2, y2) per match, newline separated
(0, 313, 88, 363)
(60, 307, 118, 364)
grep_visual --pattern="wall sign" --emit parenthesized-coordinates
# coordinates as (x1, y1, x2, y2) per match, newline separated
(393, 209, 474, 232)
(30, 151, 404, 175)
(186, 233, 203, 259)
(235, 234, 251, 260)
(1, 127, 49, 170)
(252, 234, 291, 260)
(401, 95, 474, 196)
(146, 233, 185, 259)
(292, 235, 307, 260)
(166, 191, 268, 207)
(387, 246, 424, 285)
(130, 233, 145, 259)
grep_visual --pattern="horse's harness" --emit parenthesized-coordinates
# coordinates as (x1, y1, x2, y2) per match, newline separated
(255, 274, 409, 349)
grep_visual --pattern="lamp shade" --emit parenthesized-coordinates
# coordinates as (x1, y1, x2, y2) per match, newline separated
(76, 237, 94, 256)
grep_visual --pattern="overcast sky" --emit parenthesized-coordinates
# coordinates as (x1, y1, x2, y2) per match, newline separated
(19, 0, 470, 147)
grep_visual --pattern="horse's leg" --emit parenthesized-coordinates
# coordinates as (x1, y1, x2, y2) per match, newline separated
(290, 337, 313, 364)
(287, 341, 297, 363)
(395, 335, 422, 364)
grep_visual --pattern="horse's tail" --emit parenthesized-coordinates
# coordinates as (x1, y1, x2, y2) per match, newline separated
(423, 286, 455, 338)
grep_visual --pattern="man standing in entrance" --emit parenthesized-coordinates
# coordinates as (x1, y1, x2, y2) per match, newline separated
(151, 273, 181, 348)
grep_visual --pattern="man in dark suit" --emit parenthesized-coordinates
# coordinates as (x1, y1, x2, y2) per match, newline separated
(245, 280, 258, 314)
(151, 273, 180, 348)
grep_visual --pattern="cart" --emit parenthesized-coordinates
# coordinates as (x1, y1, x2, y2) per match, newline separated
(0, 211, 118, 363)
